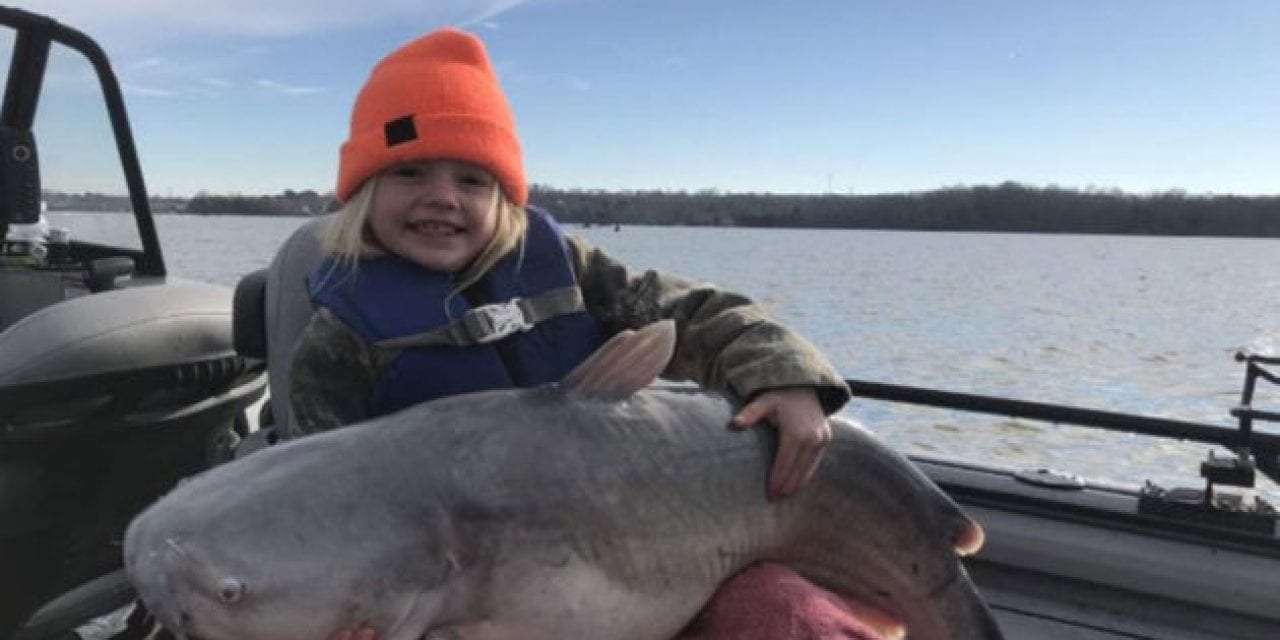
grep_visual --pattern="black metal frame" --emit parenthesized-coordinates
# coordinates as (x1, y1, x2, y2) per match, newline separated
(1231, 352, 1280, 481)
(846, 350, 1280, 488)
(0, 5, 165, 275)
(848, 349, 1280, 537)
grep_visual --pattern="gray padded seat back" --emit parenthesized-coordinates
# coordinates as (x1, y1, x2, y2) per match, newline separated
(264, 214, 333, 431)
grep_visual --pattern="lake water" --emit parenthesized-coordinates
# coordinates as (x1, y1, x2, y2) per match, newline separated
(50, 211, 1280, 497)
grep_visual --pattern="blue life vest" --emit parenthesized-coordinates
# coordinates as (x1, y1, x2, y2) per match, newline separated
(309, 207, 607, 417)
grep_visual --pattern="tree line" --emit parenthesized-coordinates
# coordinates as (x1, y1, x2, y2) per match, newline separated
(42, 189, 336, 216)
(44, 182, 1280, 236)
(532, 182, 1280, 237)
(182, 189, 334, 216)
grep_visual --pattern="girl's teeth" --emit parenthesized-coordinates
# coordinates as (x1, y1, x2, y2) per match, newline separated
(412, 221, 456, 235)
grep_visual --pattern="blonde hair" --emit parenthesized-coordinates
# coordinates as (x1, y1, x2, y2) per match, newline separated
(322, 177, 528, 294)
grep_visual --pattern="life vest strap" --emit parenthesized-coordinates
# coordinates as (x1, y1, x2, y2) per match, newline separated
(373, 285, 586, 349)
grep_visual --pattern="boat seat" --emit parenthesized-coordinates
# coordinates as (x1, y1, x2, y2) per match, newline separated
(232, 214, 333, 440)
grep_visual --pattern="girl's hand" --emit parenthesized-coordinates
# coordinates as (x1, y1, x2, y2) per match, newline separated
(732, 388, 832, 500)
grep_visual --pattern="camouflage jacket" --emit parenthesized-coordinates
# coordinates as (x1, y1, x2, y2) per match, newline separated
(287, 235, 851, 437)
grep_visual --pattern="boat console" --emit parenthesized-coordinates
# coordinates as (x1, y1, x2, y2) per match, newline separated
(0, 7, 265, 637)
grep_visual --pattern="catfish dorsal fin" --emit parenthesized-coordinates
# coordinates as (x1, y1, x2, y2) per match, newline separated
(561, 320, 676, 399)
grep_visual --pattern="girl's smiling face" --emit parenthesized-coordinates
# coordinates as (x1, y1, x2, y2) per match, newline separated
(368, 159, 500, 273)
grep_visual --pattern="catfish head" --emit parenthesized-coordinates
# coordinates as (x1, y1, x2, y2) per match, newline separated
(123, 430, 459, 640)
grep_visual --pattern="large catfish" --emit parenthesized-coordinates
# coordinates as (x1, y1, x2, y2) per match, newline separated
(124, 321, 1003, 640)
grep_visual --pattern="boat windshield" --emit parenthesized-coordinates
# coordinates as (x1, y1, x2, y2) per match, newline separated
(38, 40, 141, 251)
(0, 12, 159, 269)
(0, 28, 6, 95)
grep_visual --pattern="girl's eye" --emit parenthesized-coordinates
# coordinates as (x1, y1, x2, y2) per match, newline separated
(391, 165, 423, 179)
(459, 173, 493, 188)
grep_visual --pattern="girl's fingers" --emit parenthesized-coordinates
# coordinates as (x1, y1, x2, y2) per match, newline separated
(768, 435, 800, 499)
(733, 397, 771, 428)
(780, 440, 820, 498)
(736, 389, 831, 499)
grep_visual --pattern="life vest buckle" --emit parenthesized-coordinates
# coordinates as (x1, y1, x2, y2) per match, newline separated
(464, 299, 533, 344)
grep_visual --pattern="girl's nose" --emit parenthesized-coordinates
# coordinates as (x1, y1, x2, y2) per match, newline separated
(415, 172, 460, 209)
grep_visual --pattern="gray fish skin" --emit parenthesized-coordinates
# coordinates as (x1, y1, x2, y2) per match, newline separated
(125, 386, 1002, 640)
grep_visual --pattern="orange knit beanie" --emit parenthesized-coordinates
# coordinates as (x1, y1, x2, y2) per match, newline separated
(337, 28, 525, 205)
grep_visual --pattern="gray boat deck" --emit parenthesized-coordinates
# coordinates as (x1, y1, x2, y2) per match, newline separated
(978, 563, 1278, 640)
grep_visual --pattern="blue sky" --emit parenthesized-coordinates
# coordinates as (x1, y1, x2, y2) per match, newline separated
(12, 0, 1280, 197)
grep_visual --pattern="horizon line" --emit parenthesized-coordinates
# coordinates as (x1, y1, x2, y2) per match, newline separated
(41, 182, 1280, 200)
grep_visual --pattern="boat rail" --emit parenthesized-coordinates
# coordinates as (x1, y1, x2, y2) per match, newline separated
(846, 350, 1280, 536)
(1231, 351, 1280, 447)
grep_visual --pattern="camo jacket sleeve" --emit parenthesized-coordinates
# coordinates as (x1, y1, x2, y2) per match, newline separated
(565, 236, 851, 415)
(287, 237, 852, 437)
(287, 307, 385, 438)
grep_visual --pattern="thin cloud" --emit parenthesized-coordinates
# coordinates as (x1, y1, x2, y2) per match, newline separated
(123, 83, 175, 97)
(505, 68, 591, 93)
(111, 47, 273, 100)
(465, 0, 533, 27)
(563, 75, 591, 92)
(256, 79, 325, 96)
(24, 0, 546, 39)
(185, 78, 234, 98)
(127, 57, 166, 71)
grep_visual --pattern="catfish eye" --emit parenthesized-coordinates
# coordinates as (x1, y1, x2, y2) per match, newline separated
(217, 577, 246, 604)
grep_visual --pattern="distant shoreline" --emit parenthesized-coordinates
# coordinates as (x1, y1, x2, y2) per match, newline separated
(44, 182, 1280, 237)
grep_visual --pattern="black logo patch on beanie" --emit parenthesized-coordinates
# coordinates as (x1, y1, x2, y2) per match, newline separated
(384, 115, 418, 147)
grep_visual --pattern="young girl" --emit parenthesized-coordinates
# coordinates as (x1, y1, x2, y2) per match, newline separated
(291, 27, 883, 640)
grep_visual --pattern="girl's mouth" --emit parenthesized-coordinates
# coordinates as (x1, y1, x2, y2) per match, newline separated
(406, 220, 463, 237)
